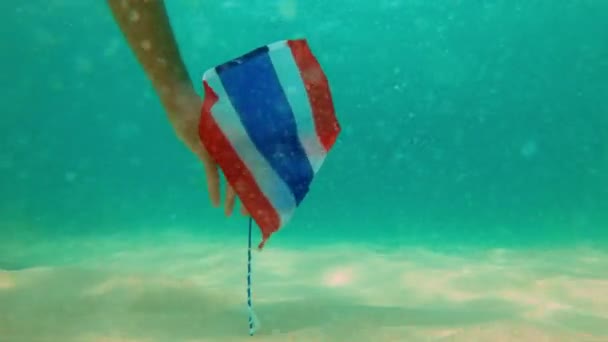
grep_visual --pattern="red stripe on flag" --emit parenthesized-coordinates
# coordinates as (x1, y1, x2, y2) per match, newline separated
(199, 81, 280, 249)
(287, 39, 341, 151)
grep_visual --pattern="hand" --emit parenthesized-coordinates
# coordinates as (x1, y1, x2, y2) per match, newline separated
(163, 84, 248, 216)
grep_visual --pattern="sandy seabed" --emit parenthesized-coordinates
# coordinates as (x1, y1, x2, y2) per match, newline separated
(1, 230, 607, 342)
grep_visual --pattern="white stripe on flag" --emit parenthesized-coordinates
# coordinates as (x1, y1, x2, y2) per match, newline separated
(267, 40, 328, 173)
(203, 68, 296, 225)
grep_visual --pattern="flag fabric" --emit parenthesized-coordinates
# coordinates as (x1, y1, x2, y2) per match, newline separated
(199, 39, 340, 249)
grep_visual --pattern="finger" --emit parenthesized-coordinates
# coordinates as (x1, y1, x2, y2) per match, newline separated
(205, 165, 220, 207)
(240, 204, 249, 216)
(201, 158, 220, 207)
(225, 185, 236, 216)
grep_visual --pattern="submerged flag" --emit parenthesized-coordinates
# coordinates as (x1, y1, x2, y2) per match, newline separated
(199, 39, 340, 249)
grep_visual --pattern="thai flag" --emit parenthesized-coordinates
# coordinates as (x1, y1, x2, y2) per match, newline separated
(199, 39, 340, 249)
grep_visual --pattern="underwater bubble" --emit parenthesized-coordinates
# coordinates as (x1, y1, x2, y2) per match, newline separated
(393, 152, 406, 162)
(520, 140, 538, 159)
(277, 0, 297, 20)
(193, 34, 210, 50)
(65, 172, 77, 183)
(344, 125, 354, 137)
(15, 134, 31, 146)
(74, 56, 93, 74)
(103, 38, 121, 57)
(128, 157, 142, 167)
(32, 27, 57, 46)
(49, 79, 65, 92)
(221, 1, 239, 9)
(0, 155, 13, 170)
(17, 171, 29, 180)
(114, 123, 142, 140)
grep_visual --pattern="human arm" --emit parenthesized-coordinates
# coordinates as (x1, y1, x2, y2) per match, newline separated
(107, 0, 240, 215)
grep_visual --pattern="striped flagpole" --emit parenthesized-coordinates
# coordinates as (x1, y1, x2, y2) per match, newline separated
(247, 217, 258, 336)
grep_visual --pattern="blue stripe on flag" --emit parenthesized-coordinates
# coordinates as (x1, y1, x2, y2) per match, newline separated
(216, 47, 314, 205)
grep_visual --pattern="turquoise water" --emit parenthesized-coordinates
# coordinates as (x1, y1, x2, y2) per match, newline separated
(1, 1, 607, 341)
(2, 1, 606, 249)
